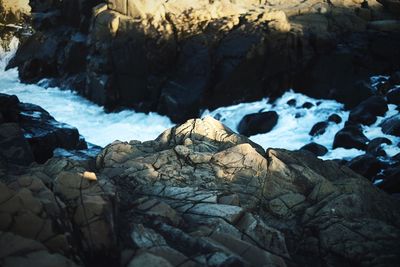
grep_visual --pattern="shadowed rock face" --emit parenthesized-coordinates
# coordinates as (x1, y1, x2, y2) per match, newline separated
(0, 93, 87, 165)
(1, 117, 399, 267)
(7, 0, 400, 122)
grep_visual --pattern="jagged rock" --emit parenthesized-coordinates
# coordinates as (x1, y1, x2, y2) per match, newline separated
(2, 115, 400, 266)
(333, 124, 370, 150)
(0, 0, 30, 24)
(0, 231, 79, 267)
(300, 142, 328, 156)
(96, 117, 400, 266)
(237, 111, 279, 136)
(0, 94, 88, 165)
(348, 96, 388, 126)
(9, 0, 400, 122)
(380, 114, 400, 136)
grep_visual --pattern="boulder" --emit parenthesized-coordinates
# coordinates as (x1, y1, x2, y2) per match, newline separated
(380, 114, 400, 136)
(333, 125, 370, 150)
(237, 111, 279, 136)
(0, 123, 34, 166)
(309, 121, 329, 137)
(328, 113, 342, 124)
(366, 137, 392, 156)
(378, 167, 400, 193)
(300, 142, 328, 156)
(348, 96, 388, 126)
(346, 154, 383, 179)
(386, 87, 400, 105)
(0, 94, 88, 165)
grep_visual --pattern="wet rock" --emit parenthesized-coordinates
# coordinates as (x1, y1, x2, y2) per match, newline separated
(237, 111, 279, 136)
(286, 99, 296, 106)
(346, 154, 383, 180)
(127, 253, 173, 267)
(0, 123, 34, 166)
(380, 114, 400, 136)
(328, 114, 342, 124)
(0, 93, 20, 123)
(9, 0, 400, 122)
(348, 96, 388, 126)
(378, 167, 400, 193)
(366, 137, 392, 156)
(300, 142, 328, 156)
(386, 87, 400, 105)
(309, 121, 329, 137)
(302, 102, 314, 109)
(0, 94, 88, 165)
(333, 125, 370, 150)
(2, 112, 400, 266)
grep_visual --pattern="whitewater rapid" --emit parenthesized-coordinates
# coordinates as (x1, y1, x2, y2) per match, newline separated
(1, 37, 399, 160)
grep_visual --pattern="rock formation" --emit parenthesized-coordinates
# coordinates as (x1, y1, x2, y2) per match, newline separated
(1, 116, 399, 267)
(7, 0, 400, 122)
(0, 0, 30, 24)
(0, 93, 88, 166)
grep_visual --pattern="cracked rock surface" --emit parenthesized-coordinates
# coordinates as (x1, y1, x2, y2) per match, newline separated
(1, 116, 399, 266)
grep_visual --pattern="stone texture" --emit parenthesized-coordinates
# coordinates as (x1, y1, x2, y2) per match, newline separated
(8, 0, 400, 122)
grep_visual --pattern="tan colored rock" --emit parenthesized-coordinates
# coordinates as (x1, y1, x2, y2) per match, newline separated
(82, 171, 97, 181)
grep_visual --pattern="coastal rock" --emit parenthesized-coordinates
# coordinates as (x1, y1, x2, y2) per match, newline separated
(333, 124, 370, 150)
(96, 117, 400, 266)
(1, 116, 400, 266)
(9, 0, 400, 122)
(380, 114, 400, 136)
(387, 87, 400, 104)
(300, 142, 328, 156)
(347, 154, 383, 179)
(309, 121, 329, 137)
(0, 0, 30, 24)
(328, 113, 342, 124)
(237, 111, 279, 136)
(367, 137, 392, 156)
(0, 94, 88, 165)
(348, 96, 388, 126)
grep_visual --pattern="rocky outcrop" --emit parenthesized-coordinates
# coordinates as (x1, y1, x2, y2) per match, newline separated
(1, 116, 399, 267)
(0, 0, 30, 24)
(0, 93, 87, 166)
(7, 0, 400, 122)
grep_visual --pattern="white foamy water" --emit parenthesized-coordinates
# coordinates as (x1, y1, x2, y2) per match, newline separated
(203, 91, 400, 160)
(1, 36, 399, 160)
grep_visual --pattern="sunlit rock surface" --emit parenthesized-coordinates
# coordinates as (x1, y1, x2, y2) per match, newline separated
(1, 117, 399, 267)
